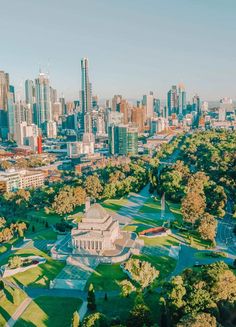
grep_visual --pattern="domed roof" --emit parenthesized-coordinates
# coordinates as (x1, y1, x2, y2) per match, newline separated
(84, 203, 109, 221)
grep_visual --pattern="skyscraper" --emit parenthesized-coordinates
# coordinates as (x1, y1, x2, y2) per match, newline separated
(35, 73, 51, 128)
(7, 85, 15, 139)
(80, 58, 92, 133)
(0, 71, 9, 111)
(142, 92, 154, 119)
(178, 84, 186, 115)
(167, 85, 178, 116)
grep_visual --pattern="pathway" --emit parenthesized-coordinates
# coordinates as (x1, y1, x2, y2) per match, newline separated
(5, 297, 32, 327)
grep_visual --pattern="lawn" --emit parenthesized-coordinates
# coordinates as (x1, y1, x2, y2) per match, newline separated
(86, 263, 127, 291)
(0, 287, 27, 326)
(30, 229, 57, 241)
(177, 230, 211, 250)
(102, 198, 128, 213)
(139, 197, 162, 214)
(140, 234, 180, 247)
(0, 238, 18, 255)
(166, 201, 183, 223)
(15, 296, 82, 327)
(4, 248, 65, 288)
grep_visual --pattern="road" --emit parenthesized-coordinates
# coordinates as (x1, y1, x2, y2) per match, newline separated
(216, 200, 236, 256)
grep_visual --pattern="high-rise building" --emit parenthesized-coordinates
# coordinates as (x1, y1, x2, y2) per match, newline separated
(7, 85, 15, 140)
(46, 120, 57, 138)
(178, 84, 186, 115)
(131, 106, 145, 132)
(142, 92, 154, 119)
(192, 94, 201, 114)
(35, 73, 51, 128)
(118, 99, 129, 124)
(80, 58, 92, 133)
(112, 95, 122, 112)
(0, 71, 9, 111)
(108, 124, 138, 156)
(167, 85, 178, 116)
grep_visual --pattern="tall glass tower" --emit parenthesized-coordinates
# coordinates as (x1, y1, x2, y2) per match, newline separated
(80, 58, 92, 133)
(35, 73, 51, 128)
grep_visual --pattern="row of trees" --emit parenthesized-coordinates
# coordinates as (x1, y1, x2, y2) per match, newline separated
(51, 158, 149, 215)
(161, 261, 236, 326)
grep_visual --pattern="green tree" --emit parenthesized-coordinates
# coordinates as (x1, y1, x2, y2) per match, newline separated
(119, 280, 136, 297)
(182, 175, 206, 227)
(127, 303, 152, 327)
(177, 313, 217, 327)
(197, 213, 217, 241)
(123, 258, 159, 289)
(85, 175, 103, 200)
(87, 283, 96, 311)
(82, 312, 109, 327)
(8, 256, 22, 269)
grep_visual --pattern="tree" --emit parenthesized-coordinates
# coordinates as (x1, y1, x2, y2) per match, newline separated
(182, 176, 206, 227)
(85, 175, 103, 200)
(123, 258, 159, 289)
(204, 182, 227, 218)
(52, 186, 74, 215)
(165, 275, 186, 311)
(119, 280, 136, 297)
(0, 217, 6, 229)
(87, 283, 96, 311)
(82, 313, 109, 327)
(73, 187, 86, 207)
(71, 311, 80, 327)
(177, 313, 217, 327)
(127, 303, 152, 327)
(197, 213, 217, 241)
(8, 256, 22, 269)
(0, 160, 12, 170)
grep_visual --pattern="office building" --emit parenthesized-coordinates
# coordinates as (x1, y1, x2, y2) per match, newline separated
(0, 169, 45, 193)
(142, 92, 154, 119)
(131, 106, 145, 132)
(178, 84, 186, 115)
(35, 72, 51, 128)
(0, 71, 9, 111)
(167, 85, 178, 116)
(108, 124, 138, 156)
(80, 58, 92, 133)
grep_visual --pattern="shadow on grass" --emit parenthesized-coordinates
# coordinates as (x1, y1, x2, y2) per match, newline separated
(16, 296, 82, 327)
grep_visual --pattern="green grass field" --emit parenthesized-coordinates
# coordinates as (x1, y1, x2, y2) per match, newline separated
(0, 238, 18, 255)
(15, 296, 82, 327)
(4, 248, 65, 288)
(140, 234, 180, 247)
(0, 287, 27, 326)
(86, 263, 127, 291)
(102, 198, 128, 213)
(139, 197, 162, 214)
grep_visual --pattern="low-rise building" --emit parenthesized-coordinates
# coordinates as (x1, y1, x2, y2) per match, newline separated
(0, 169, 45, 192)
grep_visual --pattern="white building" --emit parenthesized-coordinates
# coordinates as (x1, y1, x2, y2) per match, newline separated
(143, 93, 154, 119)
(0, 169, 45, 193)
(71, 203, 120, 254)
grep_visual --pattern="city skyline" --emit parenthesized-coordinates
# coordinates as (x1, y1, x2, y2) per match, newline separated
(1, 0, 236, 101)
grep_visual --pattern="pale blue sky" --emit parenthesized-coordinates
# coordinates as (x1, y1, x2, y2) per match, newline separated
(0, 0, 235, 101)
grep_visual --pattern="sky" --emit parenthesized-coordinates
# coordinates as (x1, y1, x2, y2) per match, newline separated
(0, 0, 236, 102)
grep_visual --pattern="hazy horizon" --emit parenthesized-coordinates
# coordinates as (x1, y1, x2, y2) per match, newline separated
(1, 0, 236, 102)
